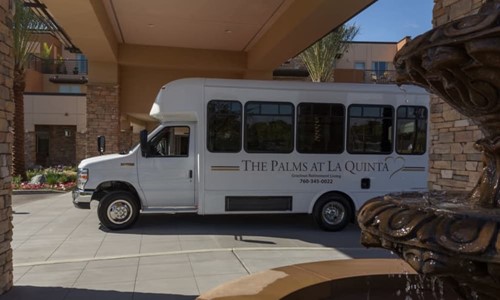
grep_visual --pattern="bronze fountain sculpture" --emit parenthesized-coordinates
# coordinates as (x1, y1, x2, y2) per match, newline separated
(358, 1, 500, 299)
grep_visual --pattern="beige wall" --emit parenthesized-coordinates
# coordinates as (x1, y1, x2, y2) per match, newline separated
(24, 69, 43, 92)
(119, 66, 244, 123)
(336, 42, 398, 70)
(24, 94, 87, 133)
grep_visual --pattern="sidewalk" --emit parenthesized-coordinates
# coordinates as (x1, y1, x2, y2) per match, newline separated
(7, 192, 392, 299)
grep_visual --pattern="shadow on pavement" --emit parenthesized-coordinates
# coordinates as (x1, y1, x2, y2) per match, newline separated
(3, 285, 196, 300)
(103, 213, 392, 259)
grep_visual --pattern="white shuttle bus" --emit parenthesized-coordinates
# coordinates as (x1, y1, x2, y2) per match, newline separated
(73, 78, 429, 231)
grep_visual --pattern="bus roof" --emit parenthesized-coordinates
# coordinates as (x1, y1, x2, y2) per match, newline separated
(150, 78, 429, 122)
(165, 77, 427, 94)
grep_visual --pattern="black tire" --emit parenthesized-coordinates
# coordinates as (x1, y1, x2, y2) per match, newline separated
(98, 191, 139, 230)
(313, 194, 352, 231)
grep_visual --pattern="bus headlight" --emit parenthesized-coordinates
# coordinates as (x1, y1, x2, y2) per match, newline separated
(77, 168, 89, 190)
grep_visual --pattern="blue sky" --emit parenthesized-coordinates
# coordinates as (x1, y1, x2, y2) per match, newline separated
(348, 0, 434, 42)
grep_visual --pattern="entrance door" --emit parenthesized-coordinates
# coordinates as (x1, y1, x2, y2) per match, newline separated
(137, 124, 195, 208)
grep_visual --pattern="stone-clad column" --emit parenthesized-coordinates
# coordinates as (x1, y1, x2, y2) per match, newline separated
(429, 0, 485, 191)
(0, 0, 14, 294)
(85, 84, 120, 157)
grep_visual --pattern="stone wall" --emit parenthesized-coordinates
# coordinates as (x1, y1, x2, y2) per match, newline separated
(429, 0, 486, 191)
(86, 84, 120, 157)
(75, 132, 86, 164)
(25, 126, 77, 168)
(433, 0, 485, 26)
(35, 125, 76, 167)
(46, 125, 76, 166)
(0, 1, 14, 294)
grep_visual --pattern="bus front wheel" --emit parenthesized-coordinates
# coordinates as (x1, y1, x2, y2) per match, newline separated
(313, 194, 351, 231)
(98, 191, 139, 230)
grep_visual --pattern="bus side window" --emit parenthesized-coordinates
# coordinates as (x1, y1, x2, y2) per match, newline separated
(149, 126, 190, 157)
(347, 105, 394, 154)
(244, 101, 294, 153)
(297, 103, 345, 154)
(396, 106, 427, 155)
(207, 100, 242, 153)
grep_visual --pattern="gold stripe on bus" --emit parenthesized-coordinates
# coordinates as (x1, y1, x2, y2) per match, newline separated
(402, 167, 425, 172)
(211, 166, 240, 171)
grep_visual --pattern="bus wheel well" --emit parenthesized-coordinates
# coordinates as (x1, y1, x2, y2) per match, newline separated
(93, 181, 141, 209)
(314, 191, 355, 223)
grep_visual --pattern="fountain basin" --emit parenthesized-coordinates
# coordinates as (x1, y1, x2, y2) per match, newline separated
(196, 259, 460, 300)
(355, 1, 500, 298)
(358, 192, 500, 299)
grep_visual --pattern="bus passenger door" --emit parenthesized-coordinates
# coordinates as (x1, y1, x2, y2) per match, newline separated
(137, 124, 195, 208)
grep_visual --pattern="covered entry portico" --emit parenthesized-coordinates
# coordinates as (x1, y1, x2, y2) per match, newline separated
(40, 0, 375, 158)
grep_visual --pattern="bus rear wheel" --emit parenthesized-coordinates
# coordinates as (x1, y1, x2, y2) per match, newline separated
(98, 191, 139, 230)
(313, 194, 351, 231)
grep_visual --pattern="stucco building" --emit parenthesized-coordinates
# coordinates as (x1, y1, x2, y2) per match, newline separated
(23, 0, 487, 194)
(24, 34, 87, 168)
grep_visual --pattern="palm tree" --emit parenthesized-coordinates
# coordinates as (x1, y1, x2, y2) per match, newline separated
(13, 0, 42, 180)
(299, 24, 359, 82)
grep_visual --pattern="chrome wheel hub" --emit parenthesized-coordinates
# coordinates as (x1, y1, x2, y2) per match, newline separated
(322, 202, 345, 225)
(107, 200, 133, 224)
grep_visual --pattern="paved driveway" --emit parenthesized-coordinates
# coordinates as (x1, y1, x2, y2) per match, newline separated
(7, 192, 393, 299)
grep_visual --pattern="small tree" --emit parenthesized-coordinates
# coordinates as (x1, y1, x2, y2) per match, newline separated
(299, 24, 359, 82)
(13, 0, 42, 180)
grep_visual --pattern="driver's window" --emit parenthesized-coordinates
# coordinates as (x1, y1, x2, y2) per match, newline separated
(149, 126, 190, 157)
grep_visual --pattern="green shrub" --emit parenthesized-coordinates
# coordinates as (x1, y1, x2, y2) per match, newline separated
(62, 169, 77, 182)
(45, 171, 59, 185)
(14, 166, 77, 190)
(26, 169, 40, 181)
(58, 174, 69, 183)
(12, 175, 21, 188)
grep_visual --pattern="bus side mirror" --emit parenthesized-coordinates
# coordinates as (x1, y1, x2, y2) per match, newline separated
(140, 130, 149, 157)
(97, 136, 105, 155)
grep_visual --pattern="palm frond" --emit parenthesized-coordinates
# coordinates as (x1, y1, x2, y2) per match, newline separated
(299, 24, 359, 82)
(13, 0, 45, 71)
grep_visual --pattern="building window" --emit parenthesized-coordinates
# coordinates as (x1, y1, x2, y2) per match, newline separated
(76, 54, 88, 74)
(245, 101, 294, 153)
(297, 103, 344, 153)
(371, 61, 390, 77)
(59, 85, 81, 93)
(348, 105, 393, 154)
(396, 106, 427, 155)
(354, 62, 365, 70)
(207, 100, 242, 153)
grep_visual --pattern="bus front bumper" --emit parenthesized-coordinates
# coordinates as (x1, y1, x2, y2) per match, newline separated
(72, 189, 93, 209)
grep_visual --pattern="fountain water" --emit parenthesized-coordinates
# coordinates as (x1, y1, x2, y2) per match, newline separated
(358, 1, 500, 299)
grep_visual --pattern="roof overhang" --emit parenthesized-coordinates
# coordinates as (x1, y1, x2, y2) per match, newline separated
(40, 0, 375, 73)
